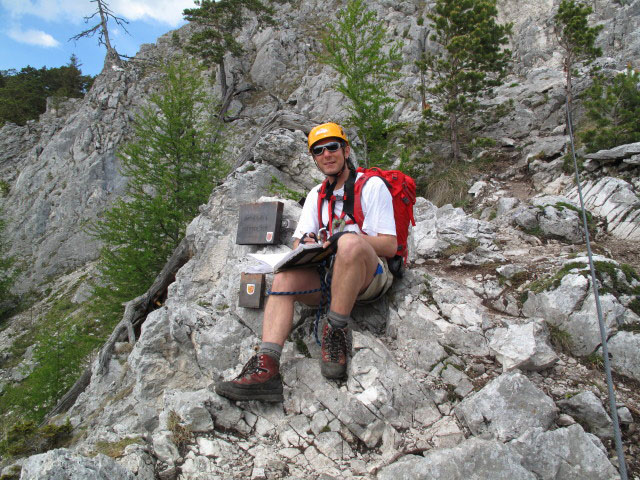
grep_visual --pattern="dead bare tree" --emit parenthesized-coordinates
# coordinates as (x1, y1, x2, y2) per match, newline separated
(70, 0, 130, 62)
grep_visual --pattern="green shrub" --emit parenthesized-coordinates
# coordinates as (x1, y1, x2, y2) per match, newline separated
(581, 66, 640, 153)
(268, 176, 304, 202)
(0, 419, 71, 457)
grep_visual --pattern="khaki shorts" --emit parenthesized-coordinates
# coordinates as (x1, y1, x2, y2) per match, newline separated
(355, 257, 394, 304)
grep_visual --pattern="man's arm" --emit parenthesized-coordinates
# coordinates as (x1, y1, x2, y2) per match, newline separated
(360, 233, 397, 258)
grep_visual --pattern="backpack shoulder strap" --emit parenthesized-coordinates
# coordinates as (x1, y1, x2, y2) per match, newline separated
(317, 178, 331, 229)
(341, 169, 358, 224)
(351, 168, 387, 228)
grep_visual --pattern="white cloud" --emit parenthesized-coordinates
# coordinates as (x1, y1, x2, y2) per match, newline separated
(110, 0, 196, 27)
(1, 0, 196, 26)
(8, 26, 60, 47)
(0, 0, 89, 23)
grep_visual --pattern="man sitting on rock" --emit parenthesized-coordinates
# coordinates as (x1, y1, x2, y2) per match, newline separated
(216, 122, 397, 402)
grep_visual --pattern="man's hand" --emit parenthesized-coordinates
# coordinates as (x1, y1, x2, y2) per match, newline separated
(300, 232, 319, 244)
(293, 232, 319, 249)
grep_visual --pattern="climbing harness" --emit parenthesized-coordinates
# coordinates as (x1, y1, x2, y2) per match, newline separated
(267, 255, 334, 346)
(565, 96, 628, 480)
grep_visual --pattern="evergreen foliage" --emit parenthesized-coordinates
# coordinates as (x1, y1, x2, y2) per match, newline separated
(0, 418, 72, 457)
(183, 0, 277, 115)
(316, 0, 402, 167)
(90, 59, 229, 320)
(420, 0, 512, 160)
(553, 0, 603, 106)
(0, 291, 107, 423)
(0, 56, 93, 126)
(581, 66, 640, 152)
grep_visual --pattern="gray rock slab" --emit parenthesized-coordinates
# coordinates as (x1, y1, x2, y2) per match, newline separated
(457, 246, 506, 266)
(496, 264, 527, 279)
(566, 176, 640, 241)
(585, 141, 640, 161)
(430, 276, 488, 328)
(20, 449, 136, 480)
(538, 205, 583, 243)
(425, 415, 465, 449)
(497, 197, 520, 216)
(512, 206, 540, 231)
(489, 320, 558, 372)
(286, 358, 386, 448)
(564, 293, 627, 356)
(377, 437, 536, 480)
(348, 332, 440, 431)
(160, 389, 216, 432)
(522, 273, 589, 324)
(455, 371, 557, 441)
(604, 331, 640, 382)
(525, 136, 568, 161)
(440, 364, 474, 398)
(510, 424, 619, 479)
(118, 444, 156, 480)
(410, 200, 495, 259)
(557, 391, 613, 440)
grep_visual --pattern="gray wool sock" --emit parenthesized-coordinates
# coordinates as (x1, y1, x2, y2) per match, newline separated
(258, 342, 282, 363)
(327, 310, 350, 329)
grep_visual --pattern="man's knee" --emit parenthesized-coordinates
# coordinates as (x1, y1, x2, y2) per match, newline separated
(335, 234, 374, 264)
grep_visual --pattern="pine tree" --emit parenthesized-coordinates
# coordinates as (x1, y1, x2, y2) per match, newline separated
(581, 66, 640, 152)
(423, 0, 512, 160)
(90, 59, 229, 317)
(316, 0, 402, 167)
(183, 0, 276, 117)
(0, 60, 93, 126)
(553, 0, 603, 108)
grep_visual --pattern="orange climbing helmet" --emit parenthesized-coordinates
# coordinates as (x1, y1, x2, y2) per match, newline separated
(307, 122, 349, 150)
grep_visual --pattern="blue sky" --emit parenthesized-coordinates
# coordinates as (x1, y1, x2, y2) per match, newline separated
(0, 0, 197, 77)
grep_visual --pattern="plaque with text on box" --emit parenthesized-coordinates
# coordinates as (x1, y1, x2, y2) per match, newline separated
(236, 201, 284, 245)
(239, 273, 265, 309)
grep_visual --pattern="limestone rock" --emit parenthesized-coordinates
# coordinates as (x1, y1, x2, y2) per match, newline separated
(410, 199, 495, 259)
(522, 273, 589, 325)
(497, 197, 520, 216)
(489, 320, 559, 372)
(510, 424, 619, 479)
(440, 364, 474, 398)
(20, 449, 136, 480)
(585, 141, 640, 162)
(557, 391, 613, 440)
(566, 176, 640, 241)
(378, 437, 536, 480)
(455, 371, 557, 441)
(604, 331, 640, 382)
(512, 206, 540, 231)
(347, 332, 440, 431)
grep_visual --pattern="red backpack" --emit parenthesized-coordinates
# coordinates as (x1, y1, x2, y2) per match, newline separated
(317, 167, 417, 272)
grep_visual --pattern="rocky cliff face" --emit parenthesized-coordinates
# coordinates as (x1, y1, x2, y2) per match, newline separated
(2, 0, 640, 479)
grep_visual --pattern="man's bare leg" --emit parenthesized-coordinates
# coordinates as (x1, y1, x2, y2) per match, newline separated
(261, 267, 323, 346)
(215, 267, 322, 402)
(329, 234, 380, 314)
(319, 234, 380, 379)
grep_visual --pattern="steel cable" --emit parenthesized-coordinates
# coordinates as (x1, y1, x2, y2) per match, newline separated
(565, 96, 628, 480)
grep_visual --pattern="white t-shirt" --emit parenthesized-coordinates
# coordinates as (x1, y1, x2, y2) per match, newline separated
(293, 173, 396, 239)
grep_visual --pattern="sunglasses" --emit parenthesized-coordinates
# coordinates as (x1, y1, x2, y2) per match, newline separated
(311, 141, 342, 156)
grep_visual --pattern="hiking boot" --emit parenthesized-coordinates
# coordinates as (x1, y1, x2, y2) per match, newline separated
(320, 322, 349, 379)
(215, 354, 283, 402)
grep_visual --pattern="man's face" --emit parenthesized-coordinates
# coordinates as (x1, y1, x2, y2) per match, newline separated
(311, 138, 350, 177)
